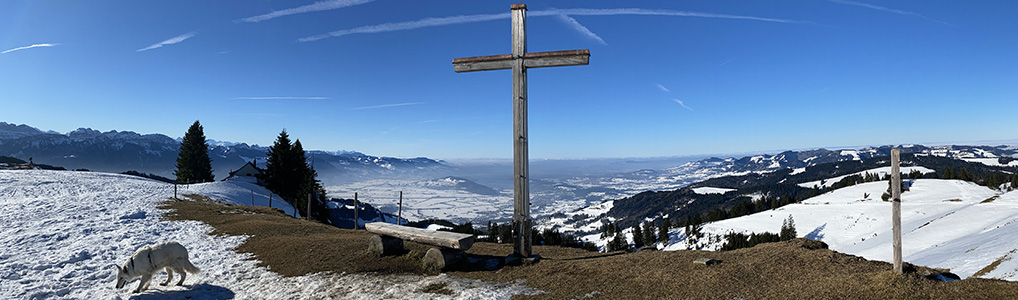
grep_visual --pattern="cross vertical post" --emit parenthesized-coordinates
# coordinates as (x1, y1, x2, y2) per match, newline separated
(510, 3, 531, 259)
(891, 147, 902, 273)
(452, 3, 589, 259)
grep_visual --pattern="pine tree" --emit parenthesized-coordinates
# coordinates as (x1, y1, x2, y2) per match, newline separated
(265, 130, 296, 203)
(959, 169, 971, 181)
(609, 230, 628, 252)
(264, 131, 327, 221)
(988, 174, 1001, 190)
(632, 225, 644, 248)
(780, 215, 797, 241)
(499, 224, 512, 244)
(643, 221, 656, 247)
(173, 120, 214, 184)
(658, 218, 671, 245)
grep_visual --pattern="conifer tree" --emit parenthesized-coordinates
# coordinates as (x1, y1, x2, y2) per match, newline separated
(632, 225, 644, 248)
(643, 221, 656, 247)
(264, 130, 327, 221)
(658, 218, 671, 245)
(173, 120, 214, 184)
(780, 215, 797, 241)
(499, 224, 513, 244)
(265, 130, 295, 202)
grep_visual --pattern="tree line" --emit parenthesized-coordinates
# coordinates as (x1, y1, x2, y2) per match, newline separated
(172, 120, 327, 221)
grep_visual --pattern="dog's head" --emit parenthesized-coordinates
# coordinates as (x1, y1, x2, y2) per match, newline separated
(113, 264, 129, 289)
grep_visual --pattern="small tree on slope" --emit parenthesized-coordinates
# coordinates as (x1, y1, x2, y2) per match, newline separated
(173, 120, 214, 184)
(780, 215, 797, 241)
(658, 218, 671, 246)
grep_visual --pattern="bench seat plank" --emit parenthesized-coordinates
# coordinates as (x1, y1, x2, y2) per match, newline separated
(365, 222, 475, 250)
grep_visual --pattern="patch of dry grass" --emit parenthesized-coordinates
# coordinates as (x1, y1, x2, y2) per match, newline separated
(159, 198, 433, 276)
(981, 195, 1001, 204)
(162, 198, 1018, 299)
(973, 249, 1018, 278)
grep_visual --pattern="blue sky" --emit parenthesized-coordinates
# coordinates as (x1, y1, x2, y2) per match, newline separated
(1, 1, 1016, 159)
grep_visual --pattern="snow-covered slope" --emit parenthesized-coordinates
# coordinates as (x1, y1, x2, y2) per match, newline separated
(797, 166, 935, 189)
(177, 177, 298, 217)
(0, 170, 538, 299)
(663, 178, 1018, 281)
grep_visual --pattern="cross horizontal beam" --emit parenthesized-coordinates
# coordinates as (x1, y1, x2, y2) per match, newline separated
(452, 49, 590, 73)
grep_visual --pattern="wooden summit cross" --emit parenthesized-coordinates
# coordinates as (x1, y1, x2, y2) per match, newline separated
(452, 3, 590, 258)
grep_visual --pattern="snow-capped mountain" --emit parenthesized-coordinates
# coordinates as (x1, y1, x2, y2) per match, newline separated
(0, 122, 448, 183)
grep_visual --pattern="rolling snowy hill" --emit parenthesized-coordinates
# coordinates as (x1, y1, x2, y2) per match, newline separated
(661, 178, 1018, 281)
(0, 170, 536, 299)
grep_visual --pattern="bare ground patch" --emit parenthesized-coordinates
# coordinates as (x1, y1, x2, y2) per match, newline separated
(973, 249, 1018, 278)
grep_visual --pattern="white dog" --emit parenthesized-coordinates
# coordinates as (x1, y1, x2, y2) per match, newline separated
(114, 241, 201, 293)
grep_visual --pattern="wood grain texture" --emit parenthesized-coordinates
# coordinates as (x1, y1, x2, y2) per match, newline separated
(365, 222, 475, 250)
(891, 147, 902, 274)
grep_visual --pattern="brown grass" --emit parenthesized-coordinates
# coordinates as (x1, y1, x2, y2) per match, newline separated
(159, 197, 433, 276)
(973, 249, 1017, 278)
(981, 195, 1001, 204)
(162, 198, 1018, 299)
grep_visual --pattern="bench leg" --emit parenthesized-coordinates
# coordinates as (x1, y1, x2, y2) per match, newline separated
(423, 247, 464, 272)
(368, 235, 404, 256)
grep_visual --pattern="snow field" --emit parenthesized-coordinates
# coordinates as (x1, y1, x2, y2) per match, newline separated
(692, 187, 736, 195)
(664, 178, 1018, 281)
(176, 178, 298, 217)
(0, 170, 540, 299)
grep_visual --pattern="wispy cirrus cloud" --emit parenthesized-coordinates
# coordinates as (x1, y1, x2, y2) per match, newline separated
(554, 14, 607, 45)
(656, 83, 671, 93)
(828, 0, 952, 25)
(232, 96, 330, 100)
(137, 31, 198, 52)
(2, 43, 60, 54)
(298, 8, 801, 42)
(351, 102, 424, 110)
(299, 13, 506, 42)
(673, 99, 693, 111)
(238, 0, 374, 23)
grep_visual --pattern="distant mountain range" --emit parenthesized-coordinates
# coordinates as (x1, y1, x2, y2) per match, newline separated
(0, 122, 449, 184)
(4, 121, 1017, 228)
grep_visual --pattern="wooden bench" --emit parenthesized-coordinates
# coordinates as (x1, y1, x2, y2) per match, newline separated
(364, 222, 476, 271)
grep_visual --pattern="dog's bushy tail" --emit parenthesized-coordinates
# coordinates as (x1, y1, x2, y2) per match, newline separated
(181, 259, 201, 274)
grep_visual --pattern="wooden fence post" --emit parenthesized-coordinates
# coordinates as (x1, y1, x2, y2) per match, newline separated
(398, 191, 403, 225)
(891, 147, 903, 274)
(354, 192, 359, 229)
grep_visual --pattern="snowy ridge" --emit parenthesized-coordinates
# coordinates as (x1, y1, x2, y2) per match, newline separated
(662, 179, 1018, 281)
(0, 170, 539, 299)
(797, 166, 936, 189)
(692, 187, 736, 195)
